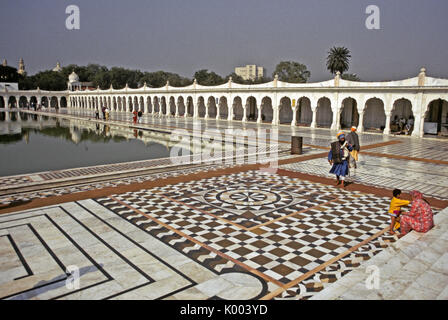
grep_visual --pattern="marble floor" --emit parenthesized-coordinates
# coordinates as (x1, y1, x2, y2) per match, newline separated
(1, 111, 447, 300)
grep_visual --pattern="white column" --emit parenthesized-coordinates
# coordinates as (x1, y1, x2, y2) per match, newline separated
(193, 99, 198, 119)
(291, 107, 297, 126)
(310, 108, 317, 128)
(216, 101, 220, 120)
(330, 108, 338, 130)
(358, 111, 365, 132)
(412, 114, 425, 138)
(242, 104, 247, 122)
(257, 105, 262, 123)
(205, 101, 209, 119)
(159, 99, 163, 116)
(272, 105, 280, 125)
(228, 103, 233, 121)
(383, 112, 392, 134)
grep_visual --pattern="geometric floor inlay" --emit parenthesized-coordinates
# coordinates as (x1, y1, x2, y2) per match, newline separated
(97, 170, 392, 289)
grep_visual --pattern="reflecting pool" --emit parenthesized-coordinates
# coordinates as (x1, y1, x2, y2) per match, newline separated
(0, 112, 189, 176)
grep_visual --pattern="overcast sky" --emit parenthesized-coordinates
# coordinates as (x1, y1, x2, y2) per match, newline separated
(1, 0, 447, 82)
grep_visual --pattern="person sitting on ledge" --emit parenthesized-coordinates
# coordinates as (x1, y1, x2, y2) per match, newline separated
(328, 131, 353, 188)
(399, 190, 434, 238)
(388, 189, 410, 235)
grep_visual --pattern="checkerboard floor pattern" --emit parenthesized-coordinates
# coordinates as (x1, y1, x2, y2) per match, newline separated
(96, 170, 391, 286)
(280, 154, 448, 200)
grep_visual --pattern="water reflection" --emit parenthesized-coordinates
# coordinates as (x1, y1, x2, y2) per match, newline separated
(0, 111, 191, 176)
(0, 111, 176, 148)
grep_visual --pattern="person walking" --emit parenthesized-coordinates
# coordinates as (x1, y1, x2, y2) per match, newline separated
(105, 107, 110, 121)
(346, 126, 361, 168)
(102, 106, 106, 120)
(137, 110, 143, 124)
(95, 108, 100, 120)
(328, 132, 353, 188)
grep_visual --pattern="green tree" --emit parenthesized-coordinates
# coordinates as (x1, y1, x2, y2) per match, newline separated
(272, 61, 310, 83)
(0, 66, 20, 82)
(326, 46, 351, 75)
(193, 69, 225, 86)
(341, 73, 360, 81)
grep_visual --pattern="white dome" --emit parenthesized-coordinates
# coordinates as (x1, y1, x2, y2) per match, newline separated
(69, 71, 79, 83)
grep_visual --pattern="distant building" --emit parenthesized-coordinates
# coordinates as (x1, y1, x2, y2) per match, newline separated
(53, 62, 62, 72)
(67, 70, 94, 91)
(235, 64, 264, 81)
(0, 82, 19, 91)
(1, 58, 26, 76)
(17, 58, 26, 76)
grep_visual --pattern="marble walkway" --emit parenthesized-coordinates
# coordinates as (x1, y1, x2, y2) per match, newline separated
(0, 111, 447, 300)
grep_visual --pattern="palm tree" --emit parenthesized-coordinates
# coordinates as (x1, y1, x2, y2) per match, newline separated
(326, 46, 351, 75)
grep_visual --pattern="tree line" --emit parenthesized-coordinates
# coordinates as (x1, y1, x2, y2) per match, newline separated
(1, 46, 359, 91)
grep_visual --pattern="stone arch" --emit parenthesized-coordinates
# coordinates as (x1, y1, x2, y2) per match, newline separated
(0, 96, 5, 109)
(169, 96, 176, 116)
(30, 96, 38, 109)
(146, 96, 153, 113)
(218, 96, 228, 119)
(161, 97, 168, 115)
(340, 97, 359, 128)
(133, 96, 139, 112)
(40, 96, 49, 108)
(177, 97, 185, 116)
(245, 96, 257, 121)
(233, 96, 244, 120)
(316, 97, 332, 127)
(127, 97, 133, 112)
(139, 96, 144, 112)
(363, 98, 386, 131)
(390, 98, 413, 133)
(424, 98, 448, 135)
(186, 96, 194, 116)
(207, 96, 218, 118)
(117, 97, 122, 111)
(153, 97, 160, 113)
(197, 96, 206, 118)
(260, 96, 273, 123)
(60, 97, 68, 108)
(279, 96, 293, 124)
(295, 96, 312, 126)
(8, 96, 18, 108)
(19, 96, 28, 108)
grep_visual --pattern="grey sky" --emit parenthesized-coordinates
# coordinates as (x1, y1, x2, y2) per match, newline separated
(1, 0, 447, 82)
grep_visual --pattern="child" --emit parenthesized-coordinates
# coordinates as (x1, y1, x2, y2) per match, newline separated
(388, 189, 410, 235)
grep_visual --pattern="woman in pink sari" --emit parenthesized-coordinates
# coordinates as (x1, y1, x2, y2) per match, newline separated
(400, 190, 434, 237)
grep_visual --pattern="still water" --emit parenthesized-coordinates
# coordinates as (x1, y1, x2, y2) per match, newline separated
(0, 112, 189, 176)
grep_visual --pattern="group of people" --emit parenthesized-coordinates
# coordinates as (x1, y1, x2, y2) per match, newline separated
(388, 189, 434, 237)
(132, 110, 143, 124)
(327, 126, 435, 237)
(392, 115, 414, 135)
(95, 107, 110, 121)
(327, 126, 360, 188)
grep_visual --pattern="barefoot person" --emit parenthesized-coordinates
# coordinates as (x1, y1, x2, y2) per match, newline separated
(399, 190, 434, 237)
(388, 189, 410, 235)
(328, 132, 353, 188)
